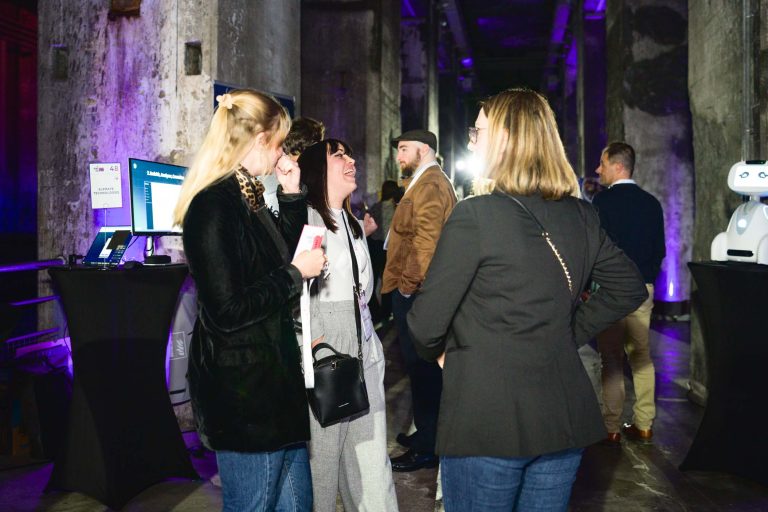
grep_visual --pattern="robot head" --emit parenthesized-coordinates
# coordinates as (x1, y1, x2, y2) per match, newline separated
(728, 160, 768, 197)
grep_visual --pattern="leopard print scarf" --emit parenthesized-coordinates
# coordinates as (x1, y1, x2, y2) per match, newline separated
(234, 166, 266, 212)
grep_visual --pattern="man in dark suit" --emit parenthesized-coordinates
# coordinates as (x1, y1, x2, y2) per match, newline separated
(592, 142, 666, 445)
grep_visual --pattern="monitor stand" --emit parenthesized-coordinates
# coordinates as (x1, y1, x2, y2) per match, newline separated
(143, 236, 172, 265)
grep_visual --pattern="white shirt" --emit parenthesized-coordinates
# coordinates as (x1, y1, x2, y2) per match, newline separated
(257, 173, 280, 212)
(310, 208, 374, 303)
(405, 159, 439, 193)
(609, 178, 636, 188)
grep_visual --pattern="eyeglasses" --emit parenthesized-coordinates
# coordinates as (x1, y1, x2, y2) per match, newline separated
(468, 126, 486, 144)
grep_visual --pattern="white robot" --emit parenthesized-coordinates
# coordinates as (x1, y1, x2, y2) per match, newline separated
(711, 160, 768, 264)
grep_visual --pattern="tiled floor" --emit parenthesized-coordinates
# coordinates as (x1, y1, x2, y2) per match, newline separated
(0, 320, 766, 511)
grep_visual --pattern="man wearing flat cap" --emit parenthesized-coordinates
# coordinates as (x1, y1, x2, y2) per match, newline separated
(383, 129, 457, 471)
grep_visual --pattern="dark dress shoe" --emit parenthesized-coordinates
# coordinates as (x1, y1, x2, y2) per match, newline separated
(622, 423, 653, 443)
(396, 432, 413, 448)
(390, 449, 439, 472)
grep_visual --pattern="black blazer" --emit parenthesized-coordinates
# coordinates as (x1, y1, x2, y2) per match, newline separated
(183, 176, 309, 452)
(408, 192, 647, 458)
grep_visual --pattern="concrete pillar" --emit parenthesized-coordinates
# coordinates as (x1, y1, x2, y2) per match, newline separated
(400, 7, 438, 138)
(37, 0, 301, 326)
(688, 0, 765, 401)
(605, 0, 694, 310)
(759, 0, 768, 159)
(301, 0, 401, 201)
(217, 0, 301, 107)
(583, 11, 607, 178)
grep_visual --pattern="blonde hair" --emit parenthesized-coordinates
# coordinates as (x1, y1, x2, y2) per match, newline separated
(173, 89, 290, 226)
(474, 88, 579, 200)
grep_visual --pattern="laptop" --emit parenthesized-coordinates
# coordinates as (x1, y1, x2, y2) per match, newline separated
(82, 226, 133, 267)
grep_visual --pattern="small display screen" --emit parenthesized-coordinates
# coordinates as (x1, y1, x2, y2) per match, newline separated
(129, 158, 187, 235)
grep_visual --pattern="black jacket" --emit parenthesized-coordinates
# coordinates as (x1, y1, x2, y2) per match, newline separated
(591, 183, 665, 283)
(183, 176, 309, 452)
(408, 192, 647, 458)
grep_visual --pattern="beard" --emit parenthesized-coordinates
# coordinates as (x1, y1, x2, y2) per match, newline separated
(399, 161, 417, 178)
(398, 151, 421, 178)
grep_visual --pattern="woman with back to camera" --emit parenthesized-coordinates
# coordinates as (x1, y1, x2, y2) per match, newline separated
(297, 140, 399, 511)
(172, 89, 325, 512)
(408, 88, 648, 511)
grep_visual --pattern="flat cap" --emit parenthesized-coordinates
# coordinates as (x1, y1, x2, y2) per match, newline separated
(391, 129, 437, 152)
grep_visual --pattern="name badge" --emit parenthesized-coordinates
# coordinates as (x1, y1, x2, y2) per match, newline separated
(357, 288, 374, 341)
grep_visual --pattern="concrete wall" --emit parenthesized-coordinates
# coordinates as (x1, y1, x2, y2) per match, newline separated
(401, 15, 439, 139)
(37, 0, 301, 326)
(687, 0, 764, 400)
(301, 0, 401, 203)
(217, 0, 301, 106)
(605, 0, 694, 308)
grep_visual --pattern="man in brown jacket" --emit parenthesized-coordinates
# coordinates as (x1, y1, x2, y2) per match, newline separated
(383, 129, 457, 471)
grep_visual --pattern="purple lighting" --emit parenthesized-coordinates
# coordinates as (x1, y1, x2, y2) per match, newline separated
(402, 0, 417, 18)
(550, 4, 570, 45)
(653, 156, 691, 304)
(461, 57, 473, 67)
(657, 218, 684, 302)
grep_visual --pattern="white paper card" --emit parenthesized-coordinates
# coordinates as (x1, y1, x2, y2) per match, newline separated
(293, 224, 327, 259)
(89, 163, 122, 209)
(295, 225, 327, 389)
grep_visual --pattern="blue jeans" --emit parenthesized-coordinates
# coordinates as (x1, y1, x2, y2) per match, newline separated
(441, 448, 584, 511)
(216, 444, 312, 512)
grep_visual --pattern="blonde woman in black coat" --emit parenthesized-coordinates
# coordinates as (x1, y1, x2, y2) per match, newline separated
(173, 90, 325, 512)
(408, 88, 647, 511)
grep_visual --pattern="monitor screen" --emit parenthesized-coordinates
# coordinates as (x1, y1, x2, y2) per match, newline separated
(128, 158, 187, 235)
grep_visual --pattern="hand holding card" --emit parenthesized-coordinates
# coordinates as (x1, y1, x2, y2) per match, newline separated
(291, 225, 327, 279)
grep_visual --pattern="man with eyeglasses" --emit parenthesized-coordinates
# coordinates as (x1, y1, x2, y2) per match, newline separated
(383, 129, 457, 472)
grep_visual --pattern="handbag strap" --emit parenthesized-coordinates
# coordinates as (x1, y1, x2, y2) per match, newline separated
(311, 342, 345, 361)
(503, 194, 573, 294)
(341, 212, 364, 361)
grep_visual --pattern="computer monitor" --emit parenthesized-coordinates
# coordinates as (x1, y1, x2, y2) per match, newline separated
(128, 158, 187, 235)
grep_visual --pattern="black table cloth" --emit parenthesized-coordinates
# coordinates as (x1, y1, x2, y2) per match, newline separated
(681, 261, 768, 486)
(47, 265, 198, 509)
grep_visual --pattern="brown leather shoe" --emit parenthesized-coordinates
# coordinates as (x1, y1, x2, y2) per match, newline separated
(599, 432, 621, 447)
(622, 423, 653, 443)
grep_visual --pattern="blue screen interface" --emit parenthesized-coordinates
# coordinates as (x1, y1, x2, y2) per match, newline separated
(129, 158, 187, 235)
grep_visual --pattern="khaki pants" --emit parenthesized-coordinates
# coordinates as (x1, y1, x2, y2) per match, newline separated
(597, 284, 656, 433)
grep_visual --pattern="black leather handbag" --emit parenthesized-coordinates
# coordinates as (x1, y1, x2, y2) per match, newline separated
(307, 342, 369, 427)
(306, 213, 370, 427)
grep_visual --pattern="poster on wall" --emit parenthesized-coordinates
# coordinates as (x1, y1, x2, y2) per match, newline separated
(89, 162, 123, 209)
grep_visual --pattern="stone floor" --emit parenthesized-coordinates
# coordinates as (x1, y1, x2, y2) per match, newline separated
(0, 319, 766, 511)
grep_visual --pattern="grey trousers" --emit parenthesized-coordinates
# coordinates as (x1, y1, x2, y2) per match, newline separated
(307, 301, 398, 512)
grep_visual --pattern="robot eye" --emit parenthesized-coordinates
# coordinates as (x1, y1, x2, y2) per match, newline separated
(759, 172, 767, 179)
(740, 172, 750, 178)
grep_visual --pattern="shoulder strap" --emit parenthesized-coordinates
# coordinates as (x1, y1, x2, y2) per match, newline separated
(341, 213, 364, 360)
(503, 194, 574, 295)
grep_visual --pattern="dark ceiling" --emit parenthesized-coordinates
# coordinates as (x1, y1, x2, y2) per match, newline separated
(403, 0, 567, 97)
(457, 0, 559, 94)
